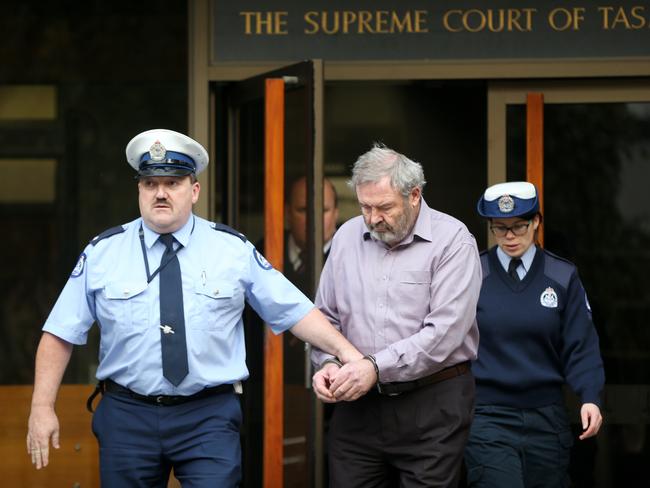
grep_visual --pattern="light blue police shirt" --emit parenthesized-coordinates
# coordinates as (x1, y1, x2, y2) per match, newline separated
(496, 245, 536, 280)
(43, 214, 314, 396)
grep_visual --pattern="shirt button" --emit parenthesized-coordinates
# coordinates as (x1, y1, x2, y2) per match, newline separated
(123, 289, 130, 296)
(213, 289, 220, 296)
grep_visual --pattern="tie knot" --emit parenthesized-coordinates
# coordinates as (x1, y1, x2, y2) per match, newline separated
(160, 233, 175, 251)
(508, 258, 522, 274)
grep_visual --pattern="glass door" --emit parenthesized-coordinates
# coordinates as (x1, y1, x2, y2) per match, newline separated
(212, 60, 326, 488)
(488, 80, 650, 487)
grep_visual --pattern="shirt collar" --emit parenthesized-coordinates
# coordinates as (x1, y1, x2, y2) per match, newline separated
(496, 244, 537, 273)
(141, 214, 194, 249)
(362, 197, 432, 245)
(288, 232, 333, 270)
(287, 234, 301, 268)
(410, 198, 433, 242)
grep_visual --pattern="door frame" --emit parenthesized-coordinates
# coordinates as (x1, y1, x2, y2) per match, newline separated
(219, 59, 326, 488)
(487, 78, 650, 246)
(488, 78, 650, 186)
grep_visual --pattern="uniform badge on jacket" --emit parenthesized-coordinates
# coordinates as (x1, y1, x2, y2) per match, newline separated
(540, 287, 558, 308)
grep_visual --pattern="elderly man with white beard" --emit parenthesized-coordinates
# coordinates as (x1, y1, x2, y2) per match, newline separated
(311, 143, 482, 488)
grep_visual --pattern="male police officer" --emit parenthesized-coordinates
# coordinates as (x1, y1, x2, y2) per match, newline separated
(26, 129, 362, 487)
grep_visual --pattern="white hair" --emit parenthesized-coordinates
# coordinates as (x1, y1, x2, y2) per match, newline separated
(348, 143, 426, 197)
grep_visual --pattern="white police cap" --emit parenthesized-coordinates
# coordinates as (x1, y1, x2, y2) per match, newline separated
(125, 129, 208, 177)
(477, 181, 539, 218)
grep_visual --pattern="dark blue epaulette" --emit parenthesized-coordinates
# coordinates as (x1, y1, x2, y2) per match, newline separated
(542, 248, 575, 289)
(213, 222, 247, 243)
(542, 248, 575, 266)
(90, 225, 126, 246)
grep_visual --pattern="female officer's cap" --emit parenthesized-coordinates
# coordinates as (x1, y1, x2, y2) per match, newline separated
(125, 129, 209, 177)
(477, 181, 539, 218)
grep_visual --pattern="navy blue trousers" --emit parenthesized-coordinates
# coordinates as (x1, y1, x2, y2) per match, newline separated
(464, 404, 573, 488)
(92, 390, 241, 487)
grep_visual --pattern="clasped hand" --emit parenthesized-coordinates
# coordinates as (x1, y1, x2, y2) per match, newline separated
(312, 358, 377, 403)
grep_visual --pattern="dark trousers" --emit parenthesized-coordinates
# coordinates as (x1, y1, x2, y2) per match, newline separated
(464, 404, 573, 488)
(92, 390, 242, 487)
(328, 371, 475, 488)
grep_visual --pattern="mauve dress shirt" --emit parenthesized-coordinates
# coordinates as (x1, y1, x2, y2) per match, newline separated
(312, 199, 482, 383)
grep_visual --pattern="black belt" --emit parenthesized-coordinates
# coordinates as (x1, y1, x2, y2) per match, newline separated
(86, 379, 233, 411)
(377, 361, 471, 396)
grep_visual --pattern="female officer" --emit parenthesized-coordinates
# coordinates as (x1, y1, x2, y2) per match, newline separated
(465, 181, 605, 487)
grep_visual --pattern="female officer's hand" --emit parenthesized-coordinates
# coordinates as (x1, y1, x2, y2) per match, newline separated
(578, 403, 603, 439)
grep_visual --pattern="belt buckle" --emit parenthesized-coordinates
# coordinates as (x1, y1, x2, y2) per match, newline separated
(156, 395, 164, 404)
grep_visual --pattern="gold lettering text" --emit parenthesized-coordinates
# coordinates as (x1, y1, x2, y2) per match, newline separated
(304, 11, 318, 34)
(443, 10, 463, 32)
(414, 10, 429, 33)
(392, 11, 413, 32)
(443, 9, 535, 33)
(600, 6, 648, 29)
(358, 11, 374, 33)
(630, 6, 647, 29)
(302, 10, 430, 35)
(376, 10, 389, 33)
(240, 12, 255, 35)
(343, 11, 357, 34)
(548, 7, 584, 31)
(321, 11, 340, 35)
(239, 11, 288, 35)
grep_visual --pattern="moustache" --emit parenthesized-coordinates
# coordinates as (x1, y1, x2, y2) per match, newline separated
(369, 222, 392, 232)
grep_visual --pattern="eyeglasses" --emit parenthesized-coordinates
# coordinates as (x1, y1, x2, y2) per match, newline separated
(490, 220, 532, 237)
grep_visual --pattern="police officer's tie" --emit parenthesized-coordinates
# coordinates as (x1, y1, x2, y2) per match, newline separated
(159, 233, 189, 386)
(508, 258, 522, 283)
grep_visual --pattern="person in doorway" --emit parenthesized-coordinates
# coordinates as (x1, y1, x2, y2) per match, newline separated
(241, 175, 339, 486)
(284, 175, 339, 294)
(464, 181, 605, 487)
(311, 143, 482, 487)
(25, 128, 363, 487)
(282, 175, 340, 381)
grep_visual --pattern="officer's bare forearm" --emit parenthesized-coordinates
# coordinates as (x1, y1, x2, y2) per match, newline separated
(291, 308, 363, 363)
(31, 332, 73, 408)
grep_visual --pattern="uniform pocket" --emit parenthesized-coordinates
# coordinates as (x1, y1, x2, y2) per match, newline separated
(103, 281, 149, 328)
(192, 280, 235, 330)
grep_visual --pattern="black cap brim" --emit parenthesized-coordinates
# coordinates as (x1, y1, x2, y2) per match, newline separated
(136, 167, 194, 178)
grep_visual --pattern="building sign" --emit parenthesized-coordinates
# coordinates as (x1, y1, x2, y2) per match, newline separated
(211, 0, 650, 63)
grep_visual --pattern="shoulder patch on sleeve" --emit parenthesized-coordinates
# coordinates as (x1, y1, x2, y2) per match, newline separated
(90, 225, 126, 246)
(70, 252, 87, 278)
(253, 248, 274, 270)
(213, 222, 247, 242)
